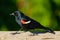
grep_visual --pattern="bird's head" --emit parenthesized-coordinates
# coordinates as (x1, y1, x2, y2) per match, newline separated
(10, 11, 20, 17)
(10, 11, 24, 17)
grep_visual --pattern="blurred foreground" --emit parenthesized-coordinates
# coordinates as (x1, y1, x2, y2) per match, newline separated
(0, 31, 60, 40)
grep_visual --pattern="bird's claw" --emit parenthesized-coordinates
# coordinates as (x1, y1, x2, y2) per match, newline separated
(29, 33, 38, 36)
(11, 32, 20, 35)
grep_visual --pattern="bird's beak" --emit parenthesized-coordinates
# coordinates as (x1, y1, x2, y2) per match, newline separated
(10, 13, 14, 16)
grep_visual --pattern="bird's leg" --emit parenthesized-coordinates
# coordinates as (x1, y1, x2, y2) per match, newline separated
(11, 28, 23, 35)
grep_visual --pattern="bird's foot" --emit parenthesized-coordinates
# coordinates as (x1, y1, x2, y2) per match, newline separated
(29, 33, 38, 36)
(11, 32, 20, 35)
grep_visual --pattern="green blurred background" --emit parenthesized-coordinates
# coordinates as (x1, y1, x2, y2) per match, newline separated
(0, 0, 60, 31)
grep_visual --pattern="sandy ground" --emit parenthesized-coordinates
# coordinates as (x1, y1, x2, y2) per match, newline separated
(0, 31, 60, 40)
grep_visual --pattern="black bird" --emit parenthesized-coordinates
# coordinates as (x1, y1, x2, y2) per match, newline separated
(10, 11, 55, 35)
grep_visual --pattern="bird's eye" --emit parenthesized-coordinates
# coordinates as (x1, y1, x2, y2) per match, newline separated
(14, 12, 18, 16)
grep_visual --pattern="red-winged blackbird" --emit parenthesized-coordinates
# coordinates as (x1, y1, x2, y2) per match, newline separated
(10, 11, 55, 35)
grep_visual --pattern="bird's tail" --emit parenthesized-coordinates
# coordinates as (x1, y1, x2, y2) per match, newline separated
(45, 27, 55, 34)
(41, 26, 55, 34)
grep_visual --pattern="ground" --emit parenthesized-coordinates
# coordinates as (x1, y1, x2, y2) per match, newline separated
(0, 31, 60, 40)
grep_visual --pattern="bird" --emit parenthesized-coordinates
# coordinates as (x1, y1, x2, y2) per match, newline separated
(10, 11, 55, 35)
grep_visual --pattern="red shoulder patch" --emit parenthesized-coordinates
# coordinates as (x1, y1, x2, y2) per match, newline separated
(21, 19, 27, 24)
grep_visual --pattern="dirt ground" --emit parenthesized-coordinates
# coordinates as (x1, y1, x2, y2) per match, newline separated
(0, 31, 60, 40)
